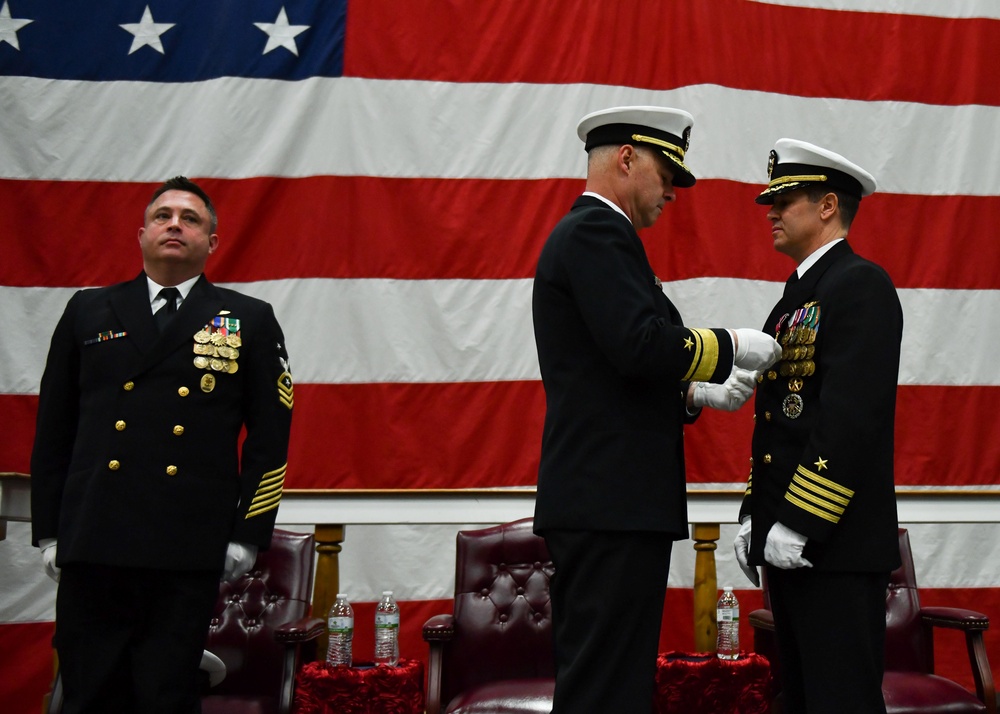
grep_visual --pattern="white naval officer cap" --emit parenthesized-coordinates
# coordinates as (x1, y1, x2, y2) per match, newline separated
(576, 105, 696, 188)
(756, 138, 877, 204)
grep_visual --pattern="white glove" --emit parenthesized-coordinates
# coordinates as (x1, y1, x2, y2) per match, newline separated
(200, 650, 227, 687)
(40, 538, 60, 582)
(764, 522, 813, 570)
(731, 329, 782, 371)
(734, 518, 759, 587)
(222, 541, 258, 582)
(691, 368, 758, 412)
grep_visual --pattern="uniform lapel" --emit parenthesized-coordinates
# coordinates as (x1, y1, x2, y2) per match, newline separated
(764, 242, 854, 334)
(135, 275, 225, 374)
(109, 273, 160, 354)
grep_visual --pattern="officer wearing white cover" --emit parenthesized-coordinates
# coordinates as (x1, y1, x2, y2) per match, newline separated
(532, 106, 782, 713)
(31, 177, 294, 713)
(734, 140, 903, 713)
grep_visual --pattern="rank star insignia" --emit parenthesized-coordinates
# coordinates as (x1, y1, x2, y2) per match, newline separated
(814, 457, 828, 471)
(683, 337, 694, 350)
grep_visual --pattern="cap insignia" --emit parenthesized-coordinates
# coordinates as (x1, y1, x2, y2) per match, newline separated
(767, 150, 777, 179)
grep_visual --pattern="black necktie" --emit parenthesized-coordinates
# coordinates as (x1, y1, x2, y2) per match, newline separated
(155, 287, 181, 331)
(782, 271, 799, 297)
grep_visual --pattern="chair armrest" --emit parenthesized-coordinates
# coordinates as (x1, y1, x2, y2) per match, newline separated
(274, 616, 326, 644)
(921, 607, 995, 714)
(423, 614, 454, 714)
(748, 608, 774, 632)
(920, 607, 989, 631)
(423, 613, 455, 642)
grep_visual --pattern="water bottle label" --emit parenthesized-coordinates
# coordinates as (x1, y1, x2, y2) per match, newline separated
(328, 617, 354, 633)
(717, 607, 736, 622)
(375, 612, 400, 628)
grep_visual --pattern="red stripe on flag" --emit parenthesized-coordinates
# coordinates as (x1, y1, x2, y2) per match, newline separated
(286, 381, 545, 489)
(0, 621, 56, 714)
(2, 385, 996, 488)
(344, 0, 1000, 107)
(3, 178, 998, 289)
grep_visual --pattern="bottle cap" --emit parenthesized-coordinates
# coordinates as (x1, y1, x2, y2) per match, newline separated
(723, 586, 733, 592)
(336, 593, 346, 598)
(383, 590, 393, 595)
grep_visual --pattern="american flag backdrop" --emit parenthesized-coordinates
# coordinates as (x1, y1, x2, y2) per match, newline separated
(2, 0, 1000, 711)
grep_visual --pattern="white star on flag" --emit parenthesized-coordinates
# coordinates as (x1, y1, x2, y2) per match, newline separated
(0, 1, 33, 51)
(254, 7, 309, 56)
(119, 5, 175, 55)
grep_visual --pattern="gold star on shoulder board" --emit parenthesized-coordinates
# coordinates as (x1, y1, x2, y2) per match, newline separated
(683, 337, 694, 350)
(814, 456, 828, 471)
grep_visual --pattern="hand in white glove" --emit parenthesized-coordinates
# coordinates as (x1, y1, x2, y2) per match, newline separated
(200, 650, 227, 688)
(222, 541, 258, 582)
(691, 368, 758, 412)
(40, 538, 60, 582)
(734, 518, 759, 586)
(763, 521, 813, 569)
(731, 329, 782, 371)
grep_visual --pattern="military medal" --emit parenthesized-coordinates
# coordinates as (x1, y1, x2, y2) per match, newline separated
(782, 393, 804, 419)
(193, 317, 241, 378)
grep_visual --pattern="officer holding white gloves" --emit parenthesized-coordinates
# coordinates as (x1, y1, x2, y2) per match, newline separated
(734, 139, 902, 714)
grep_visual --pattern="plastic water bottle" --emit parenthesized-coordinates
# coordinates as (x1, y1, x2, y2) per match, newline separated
(716, 587, 740, 660)
(326, 593, 354, 667)
(374, 590, 400, 666)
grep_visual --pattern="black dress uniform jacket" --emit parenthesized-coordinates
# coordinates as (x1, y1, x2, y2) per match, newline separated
(31, 272, 293, 571)
(740, 241, 902, 571)
(533, 196, 733, 538)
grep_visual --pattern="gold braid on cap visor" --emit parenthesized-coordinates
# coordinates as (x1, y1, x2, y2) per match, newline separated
(631, 133, 693, 173)
(767, 173, 828, 188)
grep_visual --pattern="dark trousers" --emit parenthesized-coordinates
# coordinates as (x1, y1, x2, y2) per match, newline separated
(544, 529, 673, 714)
(767, 566, 890, 714)
(55, 563, 220, 714)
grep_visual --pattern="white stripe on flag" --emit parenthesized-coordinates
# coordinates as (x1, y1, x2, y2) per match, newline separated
(3, 78, 1000, 195)
(2, 280, 998, 391)
(748, 0, 1000, 20)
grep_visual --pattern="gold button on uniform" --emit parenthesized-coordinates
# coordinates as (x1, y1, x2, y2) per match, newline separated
(115, 420, 126, 431)
(178, 386, 190, 397)
(166, 465, 178, 476)
(763, 454, 772, 464)
(765, 411, 772, 421)
(108, 460, 120, 471)
(123, 381, 135, 391)
(173, 425, 185, 436)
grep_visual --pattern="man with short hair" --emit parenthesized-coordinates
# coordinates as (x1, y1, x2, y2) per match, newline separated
(31, 176, 294, 713)
(532, 106, 782, 713)
(734, 139, 903, 713)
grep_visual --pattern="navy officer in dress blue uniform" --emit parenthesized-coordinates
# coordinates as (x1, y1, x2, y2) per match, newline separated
(532, 106, 783, 713)
(733, 140, 903, 713)
(31, 176, 294, 714)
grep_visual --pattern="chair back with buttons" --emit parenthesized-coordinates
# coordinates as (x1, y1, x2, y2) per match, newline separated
(203, 529, 315, 709)
(437, 517, 555, 709)
(883, 528, 933, 673)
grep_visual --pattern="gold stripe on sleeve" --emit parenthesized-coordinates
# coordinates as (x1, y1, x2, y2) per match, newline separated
(246, 464, 286, 519)
(682, 328, 721, 382)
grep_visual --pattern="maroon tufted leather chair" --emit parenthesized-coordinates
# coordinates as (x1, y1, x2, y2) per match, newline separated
(423, 517, 556, 714)
(201, 528, 325, 714)
(46, 529, 324, 714)
(750, 528, 996, 714)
